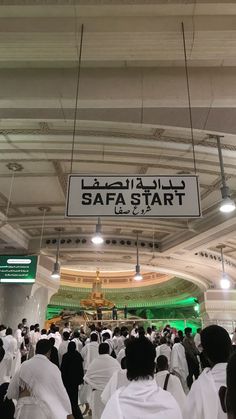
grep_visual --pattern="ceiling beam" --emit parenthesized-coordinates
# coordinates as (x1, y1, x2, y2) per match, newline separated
(52, 160, 67, 198)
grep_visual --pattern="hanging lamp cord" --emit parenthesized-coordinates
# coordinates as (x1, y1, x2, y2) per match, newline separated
(39, 208, 47, 252)
(70, 24, 84, 174)
(181, 22, 197, 174)
(5, 170, 15, 222)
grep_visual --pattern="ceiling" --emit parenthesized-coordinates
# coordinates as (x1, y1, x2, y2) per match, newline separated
(1, 0, 236, 295)
(50, 275, 200, 309)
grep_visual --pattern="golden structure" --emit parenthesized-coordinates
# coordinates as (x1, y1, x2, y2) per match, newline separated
(80, 270, 114, 308)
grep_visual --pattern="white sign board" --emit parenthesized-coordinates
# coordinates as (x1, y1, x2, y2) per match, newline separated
(66, 175, 201, 218)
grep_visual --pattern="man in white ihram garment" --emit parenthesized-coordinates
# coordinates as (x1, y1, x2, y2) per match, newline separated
(48, 326, 62, 350)
(6, 339, 73, 419)
(101, 358, 129, 405)
(101, 337, 182, 419)
(84, 342, 120, 419)
(194, 328, 202, 353)
(0, 339, 13, 385)
(155, 354, 186, 413)
(183, 325, 232, 419)
(3, 327, 18, 377)
(156, 336, 171, 365)
(14, 323, 24, 372)
(170, 337, 189, 393)
(71, 330, 83, 353)
(58, 331, 70, 366)
(80, 333, 99, 412)
(81, 333, 99, 371)
(101, 326, 112, 339)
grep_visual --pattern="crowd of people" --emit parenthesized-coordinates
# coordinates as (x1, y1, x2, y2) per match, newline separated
(0, 318, 236, 418)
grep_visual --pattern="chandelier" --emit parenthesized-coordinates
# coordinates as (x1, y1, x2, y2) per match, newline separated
(80, 270, 114, 308)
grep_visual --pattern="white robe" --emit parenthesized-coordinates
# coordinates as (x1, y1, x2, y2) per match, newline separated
(3, 334, 18, 357)
(183, 363, 227, 419)
(84, 354, 120, 419)
(71, 337, 83, 353)
(3, 334, 19, 376)
(101, 369, 129, 405)
(14, 396, 50, 419)
(0, 352, 13, 384)
(79, 341, 99, 405)
(116, 336, 126, 354)
(81, 341, 99, 371)
(194, 333, 202, 352)
(155, 371, 186, 413)
(58, 340, 69, 366)
(170, 343, 188, 392)
(39, 334, 48, 340)
(112, 336, 120, 355)
(101, 378, 183, 419)
(156, 344, 171, 365)
(117, 348, 126, 364)
(48, 332, 62, 350)
(0, 328, 6, 337)
(7, 354, 71, 419)
(101, 329, 112, 339)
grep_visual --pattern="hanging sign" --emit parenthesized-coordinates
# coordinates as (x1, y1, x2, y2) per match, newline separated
(0, 255, 38, 283)
(66, 175, 201, 218)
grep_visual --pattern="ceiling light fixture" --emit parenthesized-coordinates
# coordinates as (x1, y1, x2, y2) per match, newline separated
(215, 135, 236, 213)
(134, 233, 143, 281)
(91, 217, 104, 245)
(51, 228, 62, 279)
(217, 245, 231, 290)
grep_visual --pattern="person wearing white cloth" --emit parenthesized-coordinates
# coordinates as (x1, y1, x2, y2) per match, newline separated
(194, 328, 202, 353)
(3, 327, 18, 377)
(80, 333, 99, 414)
(84, 342, 120, 419)
(0, 324, 6, 338)
(101, 337, 182, 419)
(14, 324, 24, 372)
(6, 339, 73, 419)
(71, 330, 83, 353)
(101, 327, 112, 340)
(156, 337, 171, 365)
(219, 351, 236, 418)
(3, 328, 18, 357)
(58, 331, 70, 366)
(112, 327, 120, 355)
(101, 366, 129, 405)
(170, 337, 189, 393)
(156, 354, 186, 413)
(0, 338, 12, 385)
(81, 333, 99, 371)
(116, 327, 129, 354)
(117, 338, 129, 364)
(62, 322, 71, 334)
(48, 326, 62, 350)
(117, 347, 126, 364)
(183, 325, 232, 419)
(39, 329, 48, 340)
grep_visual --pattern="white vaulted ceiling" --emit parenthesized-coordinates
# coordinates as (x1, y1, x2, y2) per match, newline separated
(0, 0, 236, 292)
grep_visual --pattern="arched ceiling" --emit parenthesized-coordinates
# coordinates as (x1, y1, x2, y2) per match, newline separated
(50, 275, 200, 309)
(0, 1, 236, 293)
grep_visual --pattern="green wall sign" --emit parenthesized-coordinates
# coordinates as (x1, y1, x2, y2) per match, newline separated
(0, 255, 38, 283)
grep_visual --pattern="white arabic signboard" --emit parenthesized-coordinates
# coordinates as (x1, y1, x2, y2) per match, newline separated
(66, 175, 201, 218)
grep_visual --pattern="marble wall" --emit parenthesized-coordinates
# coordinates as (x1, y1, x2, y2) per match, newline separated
(0, 255, 59, 331)
(0, 284, 49, 329)
(201, 289, 236, 332)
